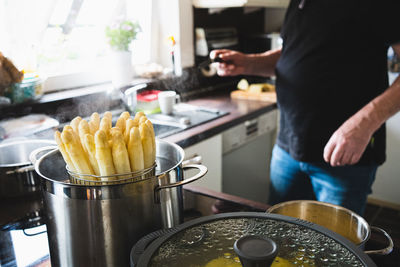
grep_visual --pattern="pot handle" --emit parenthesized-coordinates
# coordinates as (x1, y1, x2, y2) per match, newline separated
(5, 165, 35, 175)
(5, 145, 58, 175)
(155, 164, 208, 191)
(29, 145, 58, 166)
(364, 226, 394, 255)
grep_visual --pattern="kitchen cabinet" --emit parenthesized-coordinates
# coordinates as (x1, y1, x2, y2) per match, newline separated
(183, 134, 223, 192)
(222, 110, 277, 203)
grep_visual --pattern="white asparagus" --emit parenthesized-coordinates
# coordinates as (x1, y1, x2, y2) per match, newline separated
(145, 119, 156, 164)
(100, 116, 112, 140)
(54, 131, 77, 173)
(139, 123, 154, 169)
(78, 119, 90, 147)
(128, 127, 144, 171)
(61, 129, 94, 175)
(83, 133, 100, 176)
(111, 129, 131, 175)
(95, 130, 115, 177)
(89, 112, 100, 135)
(70, 116, 82, 134)
(124, 118, 137, 144)
(133, 111, 145, 125)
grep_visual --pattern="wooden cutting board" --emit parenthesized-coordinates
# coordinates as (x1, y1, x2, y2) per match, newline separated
(230, 90, 277, 102)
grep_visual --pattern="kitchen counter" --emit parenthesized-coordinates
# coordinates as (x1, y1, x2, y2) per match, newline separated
(162, 89, 277, 148)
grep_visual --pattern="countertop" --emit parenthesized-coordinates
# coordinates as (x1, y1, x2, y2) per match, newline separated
(162, 89, 277, 148)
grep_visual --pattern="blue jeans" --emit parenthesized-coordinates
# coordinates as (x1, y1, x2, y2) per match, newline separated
(268, 145, 378, 215)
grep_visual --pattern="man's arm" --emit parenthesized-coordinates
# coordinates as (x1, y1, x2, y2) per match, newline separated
(324, 44, 400, 166)
(210, 48, 281, 77)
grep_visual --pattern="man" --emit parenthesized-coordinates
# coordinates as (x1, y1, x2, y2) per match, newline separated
(211, 0, 400, 215)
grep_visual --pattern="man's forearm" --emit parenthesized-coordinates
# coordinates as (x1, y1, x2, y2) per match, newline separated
(243, 48, 282, 77)
(354, 45, 400, 134)
(359, 74, 400, 133)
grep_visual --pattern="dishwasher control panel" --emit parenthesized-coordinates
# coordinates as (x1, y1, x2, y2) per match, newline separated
(222, 110, 277, 154)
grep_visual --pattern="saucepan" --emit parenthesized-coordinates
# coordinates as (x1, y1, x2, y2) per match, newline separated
(0, 139, 55, 198)
(267, 200, 393, 255)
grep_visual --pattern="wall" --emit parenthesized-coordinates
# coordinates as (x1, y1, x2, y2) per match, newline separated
(371, 72, 400, 205)
(264, 8, 286, 33)
(154, 0, 194, 73)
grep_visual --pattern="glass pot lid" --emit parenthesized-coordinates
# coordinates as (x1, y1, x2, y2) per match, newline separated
(133, 212, 376, 267)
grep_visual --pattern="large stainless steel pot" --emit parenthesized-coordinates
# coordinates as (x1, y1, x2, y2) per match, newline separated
(33, 139, 207, 267)
(0, 139, 55, 198)
(267, 200, 393, 256)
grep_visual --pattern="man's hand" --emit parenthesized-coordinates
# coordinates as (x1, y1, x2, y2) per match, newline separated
(210, 49, 249, 76)
(323, 117, 374, 166)
(210, 48, 282, 77)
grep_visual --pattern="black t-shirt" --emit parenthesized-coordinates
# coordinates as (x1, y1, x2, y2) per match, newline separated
(275, 0, 400, 165)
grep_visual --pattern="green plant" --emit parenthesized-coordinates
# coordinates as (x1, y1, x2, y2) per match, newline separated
(105, 20, 141, 51)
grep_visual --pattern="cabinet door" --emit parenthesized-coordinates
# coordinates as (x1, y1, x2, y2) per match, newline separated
(183, 134, 222, 192)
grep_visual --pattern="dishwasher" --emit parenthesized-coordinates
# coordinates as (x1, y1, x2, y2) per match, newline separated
(222, 110, 277, 203)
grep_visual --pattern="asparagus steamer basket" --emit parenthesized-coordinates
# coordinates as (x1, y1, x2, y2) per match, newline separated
(67, 163, 157, 185)
(32, 139, 207, 267)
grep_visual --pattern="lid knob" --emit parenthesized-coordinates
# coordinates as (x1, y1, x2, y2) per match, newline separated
(233, 235, 278, 267)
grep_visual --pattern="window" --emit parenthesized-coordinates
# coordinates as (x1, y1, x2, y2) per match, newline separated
(0, 0, 152, 92)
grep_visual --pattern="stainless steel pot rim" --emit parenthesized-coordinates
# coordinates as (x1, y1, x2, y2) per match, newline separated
(0, 139, 56, 167)
(34, 139, 185, 187)
(133, 212, 377, 267)
(266, 200, 371, 245)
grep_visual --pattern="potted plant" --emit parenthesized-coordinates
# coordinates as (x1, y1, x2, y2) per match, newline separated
(105, 20, 141, 88)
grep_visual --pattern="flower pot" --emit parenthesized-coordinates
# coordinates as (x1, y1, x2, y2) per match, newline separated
(110, 50, 133, 89)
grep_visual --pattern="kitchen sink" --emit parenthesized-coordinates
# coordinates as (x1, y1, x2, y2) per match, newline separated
(147, 103, 229, 138)
(152, 122, 185, 138)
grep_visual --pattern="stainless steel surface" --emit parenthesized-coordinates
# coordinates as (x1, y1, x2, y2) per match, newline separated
(34, 139, 207, 267)
(147, 103, 229, 138)
(267, 200, 394, 255)
(0, 139, 56, 167)
(0, 139, 55, 198)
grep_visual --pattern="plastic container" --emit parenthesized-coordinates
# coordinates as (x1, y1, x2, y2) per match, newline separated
(6, 74, 44, 104)
(136, 90, 161, 114)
